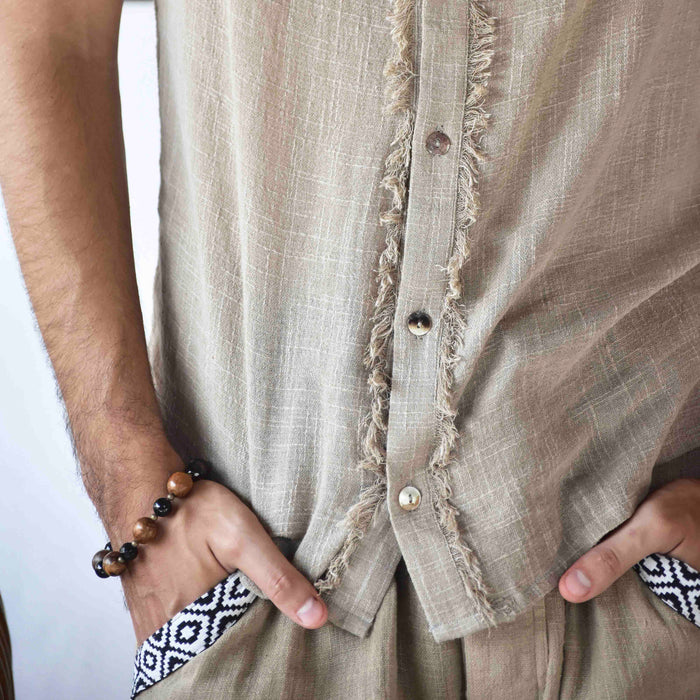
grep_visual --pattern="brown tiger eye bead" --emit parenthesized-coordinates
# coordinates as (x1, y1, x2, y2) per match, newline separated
(102, 551, 127, 576)
(133, 516, 158, 543)
(167, 471, 194, 498)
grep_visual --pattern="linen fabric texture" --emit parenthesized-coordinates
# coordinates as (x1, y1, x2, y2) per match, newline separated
(147, 0, 700, 644)
(129, 552, 700, 697)
(135, 558, 700, 699)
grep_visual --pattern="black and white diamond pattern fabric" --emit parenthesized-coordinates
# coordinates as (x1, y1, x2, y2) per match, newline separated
(131, 570, 257, 698)
(633, 553, 700, 628)
(128, 553, 698, 697)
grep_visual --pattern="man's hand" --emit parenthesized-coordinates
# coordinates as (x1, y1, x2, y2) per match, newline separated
(0, 1, 326, 644)
(558, 477, 700, 602)
(118, 478, 327, 646)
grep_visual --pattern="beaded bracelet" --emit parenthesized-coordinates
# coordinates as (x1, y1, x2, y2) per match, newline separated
(91, 458, 212, 579)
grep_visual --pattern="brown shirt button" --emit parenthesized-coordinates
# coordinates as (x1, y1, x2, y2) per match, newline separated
(425, 130, 451, 155)
(407, 311, 432, 336)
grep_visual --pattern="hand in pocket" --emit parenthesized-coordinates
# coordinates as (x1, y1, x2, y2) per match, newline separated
(558, 477, 700, 605)
(117, 479, 328, 646)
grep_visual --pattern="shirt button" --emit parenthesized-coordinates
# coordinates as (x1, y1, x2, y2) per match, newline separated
(425, 130, 451, 155)
(407, 311, 432, 336)
(398, 485, 421, 511)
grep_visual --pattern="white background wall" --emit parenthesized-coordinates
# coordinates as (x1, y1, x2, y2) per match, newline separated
(0, 3, 160, 698)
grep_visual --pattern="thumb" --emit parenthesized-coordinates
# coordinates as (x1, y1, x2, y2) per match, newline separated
(216, 516, 328, 630)
(558, 502, 681, 603)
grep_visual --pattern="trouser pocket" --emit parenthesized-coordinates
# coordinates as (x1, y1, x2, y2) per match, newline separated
(559, 564, 700, 699)
(131, 570, 257, 698)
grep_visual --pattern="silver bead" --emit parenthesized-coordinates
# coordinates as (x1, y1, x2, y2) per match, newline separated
(167, 493, 175, 500)
(150, 514, 158, 521)
(117, 556, 125, 564)
(130, 541, 138, 548)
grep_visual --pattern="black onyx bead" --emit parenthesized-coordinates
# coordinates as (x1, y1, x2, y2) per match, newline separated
(185, 458, 211, 481)
(119, 542, 139, 562)
(153, 497, 173, 517)
(105, 542, 112, 551)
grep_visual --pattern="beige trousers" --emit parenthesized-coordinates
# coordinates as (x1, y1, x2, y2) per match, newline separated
(139, 557, 700, 699)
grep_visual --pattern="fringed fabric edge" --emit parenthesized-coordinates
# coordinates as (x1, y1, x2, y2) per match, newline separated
(427, 0, 499, 629)
(312, 2, 501, 632)
(312, 0, 417, 594)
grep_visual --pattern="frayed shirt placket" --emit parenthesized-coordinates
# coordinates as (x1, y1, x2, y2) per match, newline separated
(311, 0, 514, 642)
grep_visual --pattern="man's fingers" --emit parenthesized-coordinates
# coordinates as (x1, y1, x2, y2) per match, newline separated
(558, 498, 684, 603)
(238, 534, 327, 629)
(225, 518, 328, 629)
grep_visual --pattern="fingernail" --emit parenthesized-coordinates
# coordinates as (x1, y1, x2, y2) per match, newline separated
(297, 596, 324, 626)
(566, 569, 592, 596)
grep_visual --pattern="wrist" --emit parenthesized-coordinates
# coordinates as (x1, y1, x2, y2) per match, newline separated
(97, 439, 185, 546)
(93, 457, 210, 580)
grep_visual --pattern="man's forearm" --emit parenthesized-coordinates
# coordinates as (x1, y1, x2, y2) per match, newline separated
(0, 2, 179, 543)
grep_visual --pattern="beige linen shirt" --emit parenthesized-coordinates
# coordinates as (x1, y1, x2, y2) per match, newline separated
(147, 0, 700, 642)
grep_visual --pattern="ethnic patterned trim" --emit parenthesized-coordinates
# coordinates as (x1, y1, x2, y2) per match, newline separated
(128, 555, 698, 698)
(633, 553, 700, 628)
(131, 571, 257, 698)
